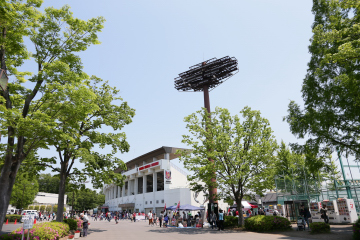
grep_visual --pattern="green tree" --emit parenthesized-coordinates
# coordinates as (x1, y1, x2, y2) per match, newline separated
(179, 107, 278, 226)
(285, 0, 360, 159)
(40, 205, 45, 212)
(0, 0, 104, 230)
(67, 188, 105, 211)
(275, 142, 340, 196)
(45, 206, 51, 213)
(41, 77, 134, 222)
(37, 174, 60, 194)
(9, 173, 39, 210)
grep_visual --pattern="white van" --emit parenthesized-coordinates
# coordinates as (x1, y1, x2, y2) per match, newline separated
(21, 210, 38, 221)
(6, 207, 20, 215)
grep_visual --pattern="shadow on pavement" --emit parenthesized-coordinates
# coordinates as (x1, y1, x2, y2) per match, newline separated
(148, 227, 247, 235)
(88, 228, 107, 234)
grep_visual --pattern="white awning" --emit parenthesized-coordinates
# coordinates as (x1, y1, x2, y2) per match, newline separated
(241, 201, 251, 209)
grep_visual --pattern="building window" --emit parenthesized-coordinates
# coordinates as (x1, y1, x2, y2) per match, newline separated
(161, 200, 164, 203)
(146, 174, 153, 193)
(145, 201, 148, 204)
(125, 182, 128, 196)
(156, 200, 159, 204)
(116, 186, 118, 198)
(157, 172, 164, 191)
(138, 177, 143, 194)
(120, 186, 122, 197)
(150, 201, 152, 204)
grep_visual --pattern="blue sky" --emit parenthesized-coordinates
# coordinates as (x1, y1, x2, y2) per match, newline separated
(32, 0, 359, 187)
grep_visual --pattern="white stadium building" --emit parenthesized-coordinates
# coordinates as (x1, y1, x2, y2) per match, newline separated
(103, 146, 228, 215)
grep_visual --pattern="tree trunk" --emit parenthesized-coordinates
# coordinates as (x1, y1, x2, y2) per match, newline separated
(236, 198, 244, 226)
(56, 161, 68, 222)
(0, 155, 21, 231)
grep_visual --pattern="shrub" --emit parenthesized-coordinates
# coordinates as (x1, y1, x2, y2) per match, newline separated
(224, 216, 239, 228)
(34, 205, 40, 211)
(63, 219, 77, 231)
(0, 222, 70, 240)
(310, 222, 330, 233)
(40, 205, 46, 212)
(3, 215, 21, 223)
(53, 205, 58, 213)
(28, 206, 34, 210)
(353, 217, 360, 239)
(75, 218, 83, 229)
(45, 206, 52, 213)
(245, 215, 292, 232)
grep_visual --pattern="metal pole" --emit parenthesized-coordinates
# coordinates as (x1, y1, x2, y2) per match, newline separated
(202, 84, 217, 204)
(345, 154, 360, 211)
(337, 149, 352, 199)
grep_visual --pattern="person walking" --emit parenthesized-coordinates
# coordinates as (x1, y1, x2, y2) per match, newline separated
(148, 210, 153, 226)
(321, 204, 329, 224)
(164, 214, 168, 228)
(218, 210, 224, 231)
(153, 213, 158, 226)
(304, 207, 311, 230)
(210, 211, 217, 230)
(133, 212, 137, 223)
(159, 211, 164, 227)
(80, 213, 89, 237)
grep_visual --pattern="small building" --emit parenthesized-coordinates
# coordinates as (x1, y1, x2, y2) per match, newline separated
(34, 192, 67, 205)
(103, 146, 228, 215)
(30, 192, 69, 213)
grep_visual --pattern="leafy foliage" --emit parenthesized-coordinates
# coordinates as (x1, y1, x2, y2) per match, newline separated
(6, 222, 70, 240)
(285, 0, 360, 159)
(63, 218, 77, 231)
(0, 0, 107, 229)
(3, 215, 21, 223)
(310, 222, 330, 234)
(223, 216, 239, 228)
(45, 206, 51, 213)
(179, 107, 278, 226)
(245, 215, 291, 232)
(275, 142, 340, 193)
(37, 174, 60, 194)
(67, 188, 104, 211)
(353, 217, 360, 239)
(9, 173, 38, 209)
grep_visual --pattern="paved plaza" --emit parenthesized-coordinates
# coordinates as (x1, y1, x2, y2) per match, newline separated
(0, 219, 353, 240)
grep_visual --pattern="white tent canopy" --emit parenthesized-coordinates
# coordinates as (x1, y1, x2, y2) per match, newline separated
(230, 201, 251, 210)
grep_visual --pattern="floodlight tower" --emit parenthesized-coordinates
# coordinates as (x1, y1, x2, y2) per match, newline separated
(174, 56, 239, 206)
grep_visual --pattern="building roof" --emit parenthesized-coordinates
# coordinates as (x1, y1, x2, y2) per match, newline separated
(114, 146, 190, 173)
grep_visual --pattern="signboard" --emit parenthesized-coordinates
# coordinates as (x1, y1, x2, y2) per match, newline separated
(138, 161, 159, 171)
(165, 170, 171, 184)
(23, 219, 33, 229)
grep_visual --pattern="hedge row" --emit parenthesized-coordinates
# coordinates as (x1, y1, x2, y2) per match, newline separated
(3, 215, 21, 223)
(245, 215, 291, 232)
(353, 217, 360, 239)
(224, 216, 239, 228)
(309, 222, 330, 234)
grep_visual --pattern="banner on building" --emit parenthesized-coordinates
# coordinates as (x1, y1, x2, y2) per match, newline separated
(165, 170, 171, 184)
